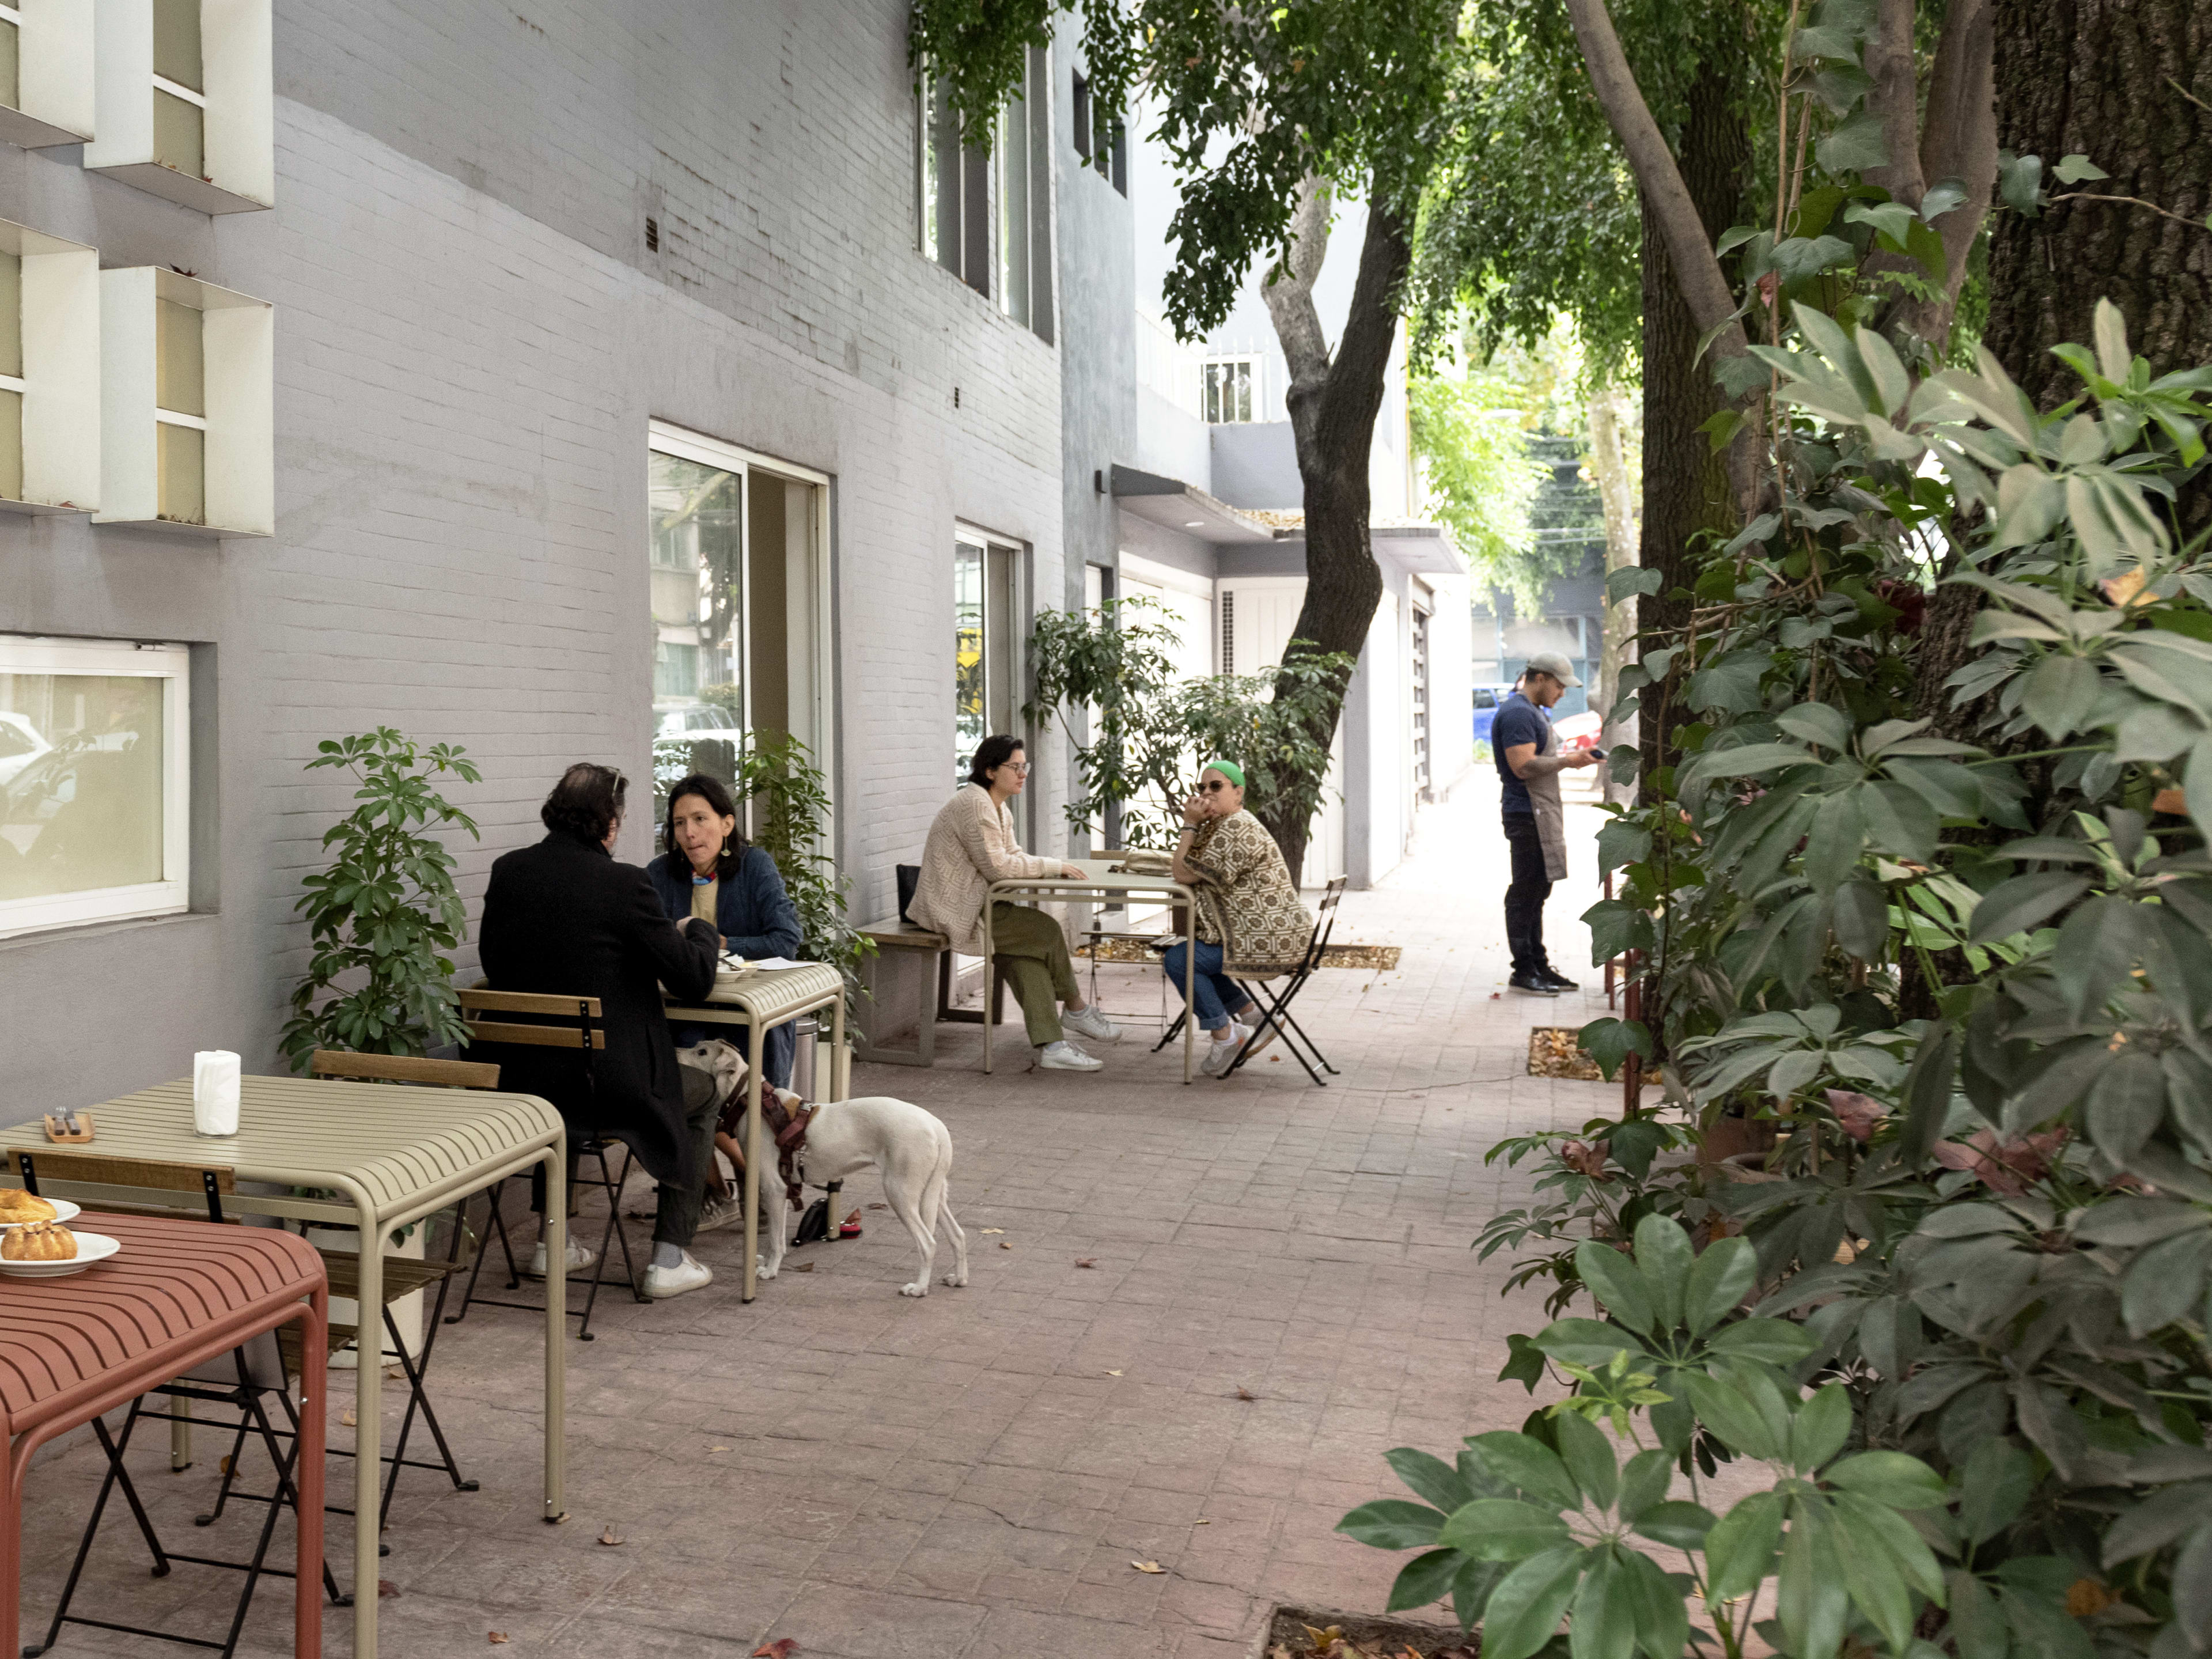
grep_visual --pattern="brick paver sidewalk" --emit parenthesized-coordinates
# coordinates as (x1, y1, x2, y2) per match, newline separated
(14, 775, 1622, 1657)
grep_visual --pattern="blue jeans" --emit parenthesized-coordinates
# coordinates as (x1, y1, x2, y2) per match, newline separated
(1162, 940, 1252, 1033)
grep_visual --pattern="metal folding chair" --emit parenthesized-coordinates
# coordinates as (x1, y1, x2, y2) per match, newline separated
(447, 990, 645, 1341)
(13, 1150, 346, 1659)
(1150, 878, 1349, 1085)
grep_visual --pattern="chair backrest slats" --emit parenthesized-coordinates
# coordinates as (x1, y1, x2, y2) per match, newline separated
(461, 1020, 606, 1051)
(12, 1149, 237, 1196)
(309, 1050, 501, 1089)
(458, 989, 603, 1018)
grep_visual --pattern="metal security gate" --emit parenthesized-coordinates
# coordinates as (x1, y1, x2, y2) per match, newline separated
(1411, 600, 1431, 798)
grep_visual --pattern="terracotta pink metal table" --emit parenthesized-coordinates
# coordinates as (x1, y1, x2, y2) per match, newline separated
(0, 1211, 328, 1658)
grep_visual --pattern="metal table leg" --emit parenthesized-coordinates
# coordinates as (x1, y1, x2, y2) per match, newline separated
(743, 1025, 764, 1301)
(541, 1140, 566, 1527)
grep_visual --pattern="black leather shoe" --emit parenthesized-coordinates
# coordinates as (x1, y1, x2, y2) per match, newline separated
(1509, 972, 1560, 995)
(1536, 967, 1581, 993)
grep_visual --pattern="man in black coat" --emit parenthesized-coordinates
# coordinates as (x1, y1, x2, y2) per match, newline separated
(478, 763, 724, 1300)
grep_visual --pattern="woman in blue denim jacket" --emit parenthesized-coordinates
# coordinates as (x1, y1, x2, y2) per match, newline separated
(648, 771, 804, 1089)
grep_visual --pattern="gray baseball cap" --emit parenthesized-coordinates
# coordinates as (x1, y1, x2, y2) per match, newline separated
(1524, 651, 1581, 688)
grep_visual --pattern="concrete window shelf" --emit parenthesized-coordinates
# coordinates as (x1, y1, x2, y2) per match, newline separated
(84, 0, 271, 214)
(97, 266, 271, 536)
(0, 1, 96, 149)
(0, 219, 98, 516)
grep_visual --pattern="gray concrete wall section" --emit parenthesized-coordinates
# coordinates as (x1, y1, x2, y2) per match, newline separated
(1053, 17, 1134, 607)
(0, 2, 1066, 1113)
(1132, 385, 1210, 490)
(1113, 512, 1214, 582)
(1208, 420, 1303, 510)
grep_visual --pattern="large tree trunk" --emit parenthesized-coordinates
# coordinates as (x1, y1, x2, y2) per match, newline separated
(1637, 59, 1752, 783)
(1984, 0, 2212, 534)
(1915, 0, 2212, 732)
(1257, 194, 1412, 880)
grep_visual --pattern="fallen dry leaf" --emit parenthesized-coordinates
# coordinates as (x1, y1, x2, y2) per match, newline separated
(1236, 1387, 1255, 1401)
(709, 1445, 730, 1453)
(340, 1409, 357, 1427)
(998, 1241, 1013, 1250)
(1105, 1369, 1123, 1376)
(488, 1635, 509, 1647)
(1194, 1517, 1212, 1525)
(1075, 1257, 1097, 1268)
(790, 1262, 815, 1272)
(752, 1641, 799, 1659)
(980, 1228, 1005, 1234)
(1131, 1559, 1165, 1574)
(599, 1525, 624, 1546)
(866, 1202, 887, 1210)
(377, 1580, 399, 1598)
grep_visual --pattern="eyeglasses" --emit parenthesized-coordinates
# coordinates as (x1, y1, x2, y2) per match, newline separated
(1000, 761, 1031, 775)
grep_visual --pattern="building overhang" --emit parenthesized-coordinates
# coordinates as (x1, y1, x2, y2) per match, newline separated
(1107, 463, 1277, 544)
(1371, 524, 1467, 576)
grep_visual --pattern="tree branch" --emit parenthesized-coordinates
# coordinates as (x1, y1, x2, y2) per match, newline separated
(1563, 0, 1749, 362)
(1263, 176, 1334, 453)
(1863, 0, 1927, 208)
(1313, 198, 1412, 484)
(1918, 0, 1995, 300)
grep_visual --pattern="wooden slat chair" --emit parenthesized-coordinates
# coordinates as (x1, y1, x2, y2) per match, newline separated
(10, 1149, 346, 1657)
(447, 988, 643, 1340)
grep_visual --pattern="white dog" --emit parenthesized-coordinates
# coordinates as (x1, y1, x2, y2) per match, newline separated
(754, 1090, 969, 1298)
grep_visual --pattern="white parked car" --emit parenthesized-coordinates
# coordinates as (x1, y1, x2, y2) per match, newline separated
(0, 712, 50, 789)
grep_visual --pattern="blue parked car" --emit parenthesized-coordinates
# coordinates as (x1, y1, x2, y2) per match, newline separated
(1471, 683, 1519, 745)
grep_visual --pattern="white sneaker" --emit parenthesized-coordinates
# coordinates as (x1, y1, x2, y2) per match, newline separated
(528, 1235, 597, 1277)
(695, 1194, 745, 1234)
(642, 1249, 713, 1300)
(1062, 1004, 1121, 1043)
(1202, 1035, 1245, 1077)
(1232, 1017, 1279, 1060)
(1037, 1039, 1104, 1071)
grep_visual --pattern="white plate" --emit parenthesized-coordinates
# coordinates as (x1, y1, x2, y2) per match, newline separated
(0, 1229, 119, 1277)
(0, 1198, 81, 1229)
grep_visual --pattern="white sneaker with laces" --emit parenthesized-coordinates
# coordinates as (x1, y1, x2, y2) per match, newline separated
(528, 1235, 597, 1277)
(642, 1249, 713, 1300)
(1062, 1003, 1120, 1043)
(1232, 1016, 1279, 1059)
(695, 1193, 745, 1233)
(1037, 1039, 1104, 1071)
(1202, 1034, 1245, 1077)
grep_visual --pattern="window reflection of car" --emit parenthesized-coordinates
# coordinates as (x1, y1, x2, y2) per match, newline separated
(654, 704, 742, 739)
(1470, 683, 1518, 745)
(0, 712, 50, 789)
(0, 740, 159, 899)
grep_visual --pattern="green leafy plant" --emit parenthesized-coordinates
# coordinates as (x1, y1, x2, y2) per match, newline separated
(1024, 596, 1353, 855)
(1342, 1217, 1960, 1659)
(279, 729, 481, 1069)
(731, 733, 876, 1009)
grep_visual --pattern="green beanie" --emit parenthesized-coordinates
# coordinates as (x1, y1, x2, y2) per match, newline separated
(1204, 759, 1246, 788)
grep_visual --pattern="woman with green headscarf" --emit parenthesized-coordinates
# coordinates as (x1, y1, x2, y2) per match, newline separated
(1167, 760, 1316, 1077)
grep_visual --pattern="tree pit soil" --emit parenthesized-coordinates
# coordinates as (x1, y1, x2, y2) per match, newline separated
(1263, 1604, 1477, 1658)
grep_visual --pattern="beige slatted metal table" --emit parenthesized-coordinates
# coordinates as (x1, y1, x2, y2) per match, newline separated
(0, 1076, 567, 1659)
(663, 961, 846, 1301)
(982, 859, 1199, 1083)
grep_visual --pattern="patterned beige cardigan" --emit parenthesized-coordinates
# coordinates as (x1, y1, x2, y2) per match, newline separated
(908, 783, 1059, 955)
(1184, 810, 1315, 975)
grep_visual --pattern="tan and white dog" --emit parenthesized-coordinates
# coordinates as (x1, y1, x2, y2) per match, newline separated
(756, 1089, 969, 1298)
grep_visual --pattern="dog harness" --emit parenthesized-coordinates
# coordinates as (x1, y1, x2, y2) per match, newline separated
(718, 1089, 817, 1206)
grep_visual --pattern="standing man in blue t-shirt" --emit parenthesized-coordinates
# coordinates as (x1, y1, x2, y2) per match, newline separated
(1492, 652, 1603, 994)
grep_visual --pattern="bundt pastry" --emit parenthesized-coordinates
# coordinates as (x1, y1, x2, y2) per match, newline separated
(0, 1188, 56, 1223)
(2, 1220, 77, 1261)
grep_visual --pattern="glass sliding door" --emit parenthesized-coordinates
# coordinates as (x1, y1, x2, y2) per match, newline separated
(649, 449, 745, 824)
(647, 423, 835, 846)
(952, 533, 1020, 789)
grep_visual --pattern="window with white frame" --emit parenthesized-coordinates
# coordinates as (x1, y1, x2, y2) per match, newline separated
(953, 532, 1019, 789)
(918, 48, 1054, 342)
(1203, 357, 1260, 424)
(0, 637, 191, 938)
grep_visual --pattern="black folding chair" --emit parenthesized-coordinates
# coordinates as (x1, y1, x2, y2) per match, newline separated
(1148, 878, 1349, 1085)
(1223, 876, 1349, 1084)
(15, 1150, 347, 1659)
(446, 989, 645, 1341)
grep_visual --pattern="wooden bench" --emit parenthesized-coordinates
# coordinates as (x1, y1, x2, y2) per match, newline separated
(854, 918, 1007, 1067)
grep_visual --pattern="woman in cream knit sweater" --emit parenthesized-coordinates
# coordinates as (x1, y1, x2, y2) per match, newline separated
(910, 735, 1120, 1070)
